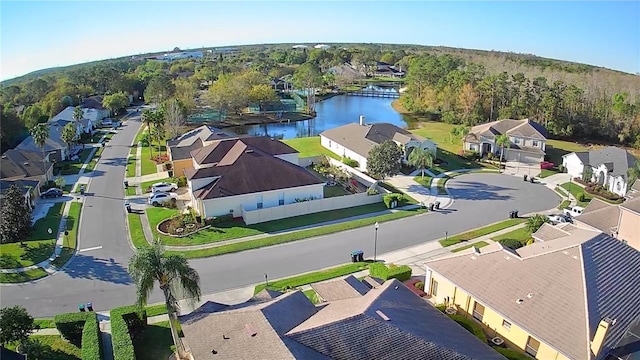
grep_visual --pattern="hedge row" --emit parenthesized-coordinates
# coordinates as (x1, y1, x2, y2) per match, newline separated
(54, 312, 102, 360)
(369, 263, 412, 281)
(110, 305, 147, 360)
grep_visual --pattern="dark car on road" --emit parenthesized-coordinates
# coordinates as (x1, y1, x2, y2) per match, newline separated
(40, 188, 63, 198)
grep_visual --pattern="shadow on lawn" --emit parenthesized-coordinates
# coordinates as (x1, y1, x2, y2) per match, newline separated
(18, 337, 80, 360)
(134, 322, 176, 360)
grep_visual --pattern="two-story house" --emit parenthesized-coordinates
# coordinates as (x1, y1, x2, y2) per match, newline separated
(320, 116, 437, 172)
(16, 121, 70, 162)
(167, 125, 238, 177)
(0, 149, 54, 207)
(183, 136, 324, 219)
(463, 118, 547, 163)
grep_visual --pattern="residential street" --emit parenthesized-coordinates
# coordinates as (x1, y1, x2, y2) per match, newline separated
(0, 121, 561, 317)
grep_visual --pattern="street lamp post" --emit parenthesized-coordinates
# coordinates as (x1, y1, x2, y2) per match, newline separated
(264, 273, 268, 287)
(374, 222, 379, 262)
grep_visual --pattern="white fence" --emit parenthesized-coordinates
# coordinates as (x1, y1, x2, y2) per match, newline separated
(242, 192, 384, 225)
(327, 158, 378, 187)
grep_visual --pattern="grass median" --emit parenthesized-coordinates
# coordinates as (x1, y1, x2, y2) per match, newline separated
(439, 218, 526, 247)
(51, 202, 82, 268)
(0, 268, 48, 283)
(128, 213, 149, 249)
(166, 207, 425, 259)
(254, 262, 370, 294)
(451, 241, 490, 253)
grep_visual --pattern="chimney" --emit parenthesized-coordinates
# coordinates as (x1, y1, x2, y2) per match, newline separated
(359, 115, 365, 126)
(590, 318, 613, 357)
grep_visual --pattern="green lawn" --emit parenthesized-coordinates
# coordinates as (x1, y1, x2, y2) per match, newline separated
(538, 168, 557, 178)
(413, 175, 433, 188)
(439, 218, 526, 247)
(0, 202, 64, 269)
(379, 182, 418, 204)
(303, 289, 321, 304)
(12, 335, 81, 360)
(126, 154, 136, 178)
(561, 182, 592, 206)
(35, 318, 57, 329)
(168, 207, 425, 259)
(145, 304, 168, 317)
(254, 262, 369, 294)
(492, 227, 532, 243)
(557, 200, 571, 210)
(451, 241, 490, 253)
(83, 146, 104, 173)
(140, 144, 165, 176)
(545, 139, 589, 166)
(126, 186, 137, 196)
(432, 150, 481, 173)
(128, 213, 149, 249)
(410, 121, 461, 154)
(282, 136, 340, 160)
(149, 202, 389, 246)
(324, 185, 349, 198)
(133, 321, 176, 360)
(51, 202, 81, 268)
(0, 267, 48, 283)
(54, 149, 94, 175)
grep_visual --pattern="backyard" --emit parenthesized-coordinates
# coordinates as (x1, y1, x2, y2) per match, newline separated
(282, 136, 340, 159)
(0, 202, 64, 269)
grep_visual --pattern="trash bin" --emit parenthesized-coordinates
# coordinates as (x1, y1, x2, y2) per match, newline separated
(78, 304, 85, 312)
(530, 176, 535, 183)
(350, 251, 358, 263)
(428, 203, 435, 211)
(434, 201, 441, 210)
(523, 174, 528, 181)
(87, 303, 93, 312)
(125, 201, 132, 213)
(509, 211, 515, 219)
(123, 180, 129, 189)
(357, 250, 364, 262)
(79, 185, 85, 195)
(513, 210, 519, 218)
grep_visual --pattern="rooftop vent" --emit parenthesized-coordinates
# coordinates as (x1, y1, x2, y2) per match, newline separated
(222, 335, 229, 340)
(504, 256, 511, 261)
(245, 149, 254, 154)
(516, 299, 524, 304)
(470, 256, 477, 260)
(394, 286, 399, 290)
(572, 255, 578, 260)
(562, 251, 569, 255)
(23, 162, 29, 166)
(211, 349, 218, 354)
(376, 310, 390, 321)
(244, 324, 257, 337)
(1, 155, 6, 159)
(527, 293, 534, 299)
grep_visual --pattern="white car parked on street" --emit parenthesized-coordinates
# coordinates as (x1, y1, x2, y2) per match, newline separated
(148, 192, 178, 206)
(151, 182, 178, 193)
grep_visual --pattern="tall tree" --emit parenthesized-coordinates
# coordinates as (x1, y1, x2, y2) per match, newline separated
(29, 123, 50, 160)
(145, 75, 176, 104)
(292, 63, 323, 113)
(627, 162, 640, 189)
(366, 140, 403, 180)
(0, 185, 32, 245)
(408, 148, 435, 179)
(163, 99, 185, 140)
(61, 122, 77, 152)
(495, 134, 510, 172)
(72, 106, 84, 122)
(0, 306, 38, 346)
(128, 240, 201, 359)
(102, 92, 130, 115)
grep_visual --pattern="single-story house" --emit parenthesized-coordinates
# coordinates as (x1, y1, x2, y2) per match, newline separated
(16, 121, 70, 162)
(184, 136, 324, 219)
(562, 146, 638, 197)
(564, 196, 640, 252)
(81, 95, 112, 119)
(374, 61, 405, 78)
(0, 149, 53, 206)
(424, 227, 640, 360)
(464, 118, 547, 163)
(320, 117, 437, 172)
(167, 125, 238, 177)
(179, 278, 507, 360)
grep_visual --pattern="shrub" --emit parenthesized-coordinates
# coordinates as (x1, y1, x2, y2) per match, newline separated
(577, 192, 587, 202)
(415, 281, 425, 291)
(435, 304, 447, 312)
(110, 305, 147, 360)
(366, 187, 379, 195)
(487, 152, 494, 160)
(173, 176, 187, 188)
(342, 158, 359, 168)
(558, 164, 565, 172)
(162, 201, 178, 209)
(494, 347, 533, 360)
(498, 238, 525, 250)
(54, 312, 102, 360)
(369, 263, 412, 281)
(39, 180, 59, 192)
(383, 193, 406, 208)
(449, 314, 487, 343)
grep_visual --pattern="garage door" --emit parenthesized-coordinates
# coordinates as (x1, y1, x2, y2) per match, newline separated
(520, 153, 542, 164)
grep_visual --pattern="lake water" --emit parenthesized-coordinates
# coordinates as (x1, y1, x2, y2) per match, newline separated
(231, 95, 408, 139)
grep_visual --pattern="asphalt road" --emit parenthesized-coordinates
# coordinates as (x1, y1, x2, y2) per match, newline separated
(1, 122, 561, 317)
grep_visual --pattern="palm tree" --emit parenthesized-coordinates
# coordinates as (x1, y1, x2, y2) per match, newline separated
(128, 240, 201, 359)
(495, 134, 510, 173)
(72, 106, 84, 122)
(408, 148, 435, 179)
(29, 123, 49, 160)
(526, 214, 548, 233)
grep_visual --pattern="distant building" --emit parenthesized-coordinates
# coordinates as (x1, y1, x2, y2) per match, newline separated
(155, 51, 204, 61)
(292, 44, 309, 49)
(314, 44, 330, 50)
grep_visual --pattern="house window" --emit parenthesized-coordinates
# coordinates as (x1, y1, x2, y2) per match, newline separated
(431, 280, 438, 296)
(502, 320, 512, 330)
(472, 302, 485, 322)
(257, 195, 263, 209)
(525, 337, 540, 357)
(328, 140, 332, 148)
(616, 182, 622, 192)
(514, 138, 521, 145)
(278, 193, 285, 206)
(532, 140, 539, 147)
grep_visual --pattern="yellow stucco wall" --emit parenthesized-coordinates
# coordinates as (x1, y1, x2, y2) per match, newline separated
(428, 271, 571, 360)
(618, 209, 640, 251)
(172, 159, 193, 178)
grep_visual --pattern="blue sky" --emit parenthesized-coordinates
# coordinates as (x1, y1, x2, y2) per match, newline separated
(1, 1, 639, 81)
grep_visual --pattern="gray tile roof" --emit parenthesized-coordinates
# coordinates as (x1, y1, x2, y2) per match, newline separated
(320, 122, 429, 159)
(631, 179, 640, 192)
(0, 179, 40, 197)
(168, 125, 236, 160)
(16, 123, 68, 154)
(426, 231, 640, 360)
(583, 198, 613, 214)
(573, 147, 637, 177)
(0, 149, 51, 180)
(310, 275, 370, 302)
(469, 119, 547, 141)
(288, 279, 506, 360)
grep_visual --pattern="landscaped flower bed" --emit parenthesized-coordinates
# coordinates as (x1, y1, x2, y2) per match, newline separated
(157, 213, 208, 237)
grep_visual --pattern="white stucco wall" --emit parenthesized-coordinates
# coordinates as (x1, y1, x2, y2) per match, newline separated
(406, 139, 438, 159)
(592, 163, 628, 196)
(562, 153, 584, 178)
(320, 135, 368, 171)
(201, 183, 324, 218)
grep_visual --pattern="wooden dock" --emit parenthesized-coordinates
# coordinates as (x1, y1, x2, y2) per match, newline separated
(346, 90, 400, 98)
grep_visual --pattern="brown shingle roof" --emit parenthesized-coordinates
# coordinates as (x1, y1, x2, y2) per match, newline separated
(575, 206, 620, 234)
(532, 223, 571, 242)
(583, 198, 613, 214)
(426, 231, 640, 360)
(0, 150, 51, 180)
(187, 141, 322, 200)
(620, 196, 640, 214)
(310, 275, 370, 302)
(80, 96, 105, 110)
(320, 122, 429, 159)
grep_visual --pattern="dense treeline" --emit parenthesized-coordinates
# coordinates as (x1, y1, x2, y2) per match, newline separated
(1, 43, 639, 151)
(400, 53, 640, 147)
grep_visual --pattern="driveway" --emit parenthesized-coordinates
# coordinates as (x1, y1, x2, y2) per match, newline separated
(2, 149, 561, 317)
